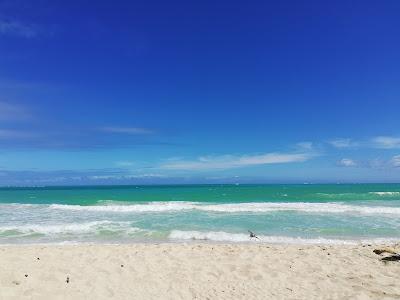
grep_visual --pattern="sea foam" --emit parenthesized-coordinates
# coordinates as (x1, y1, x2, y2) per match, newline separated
(0, 221, 142, 235)
(168, 230, 400, 245)
(369, 192, 400, 196)
(48, 201, 400, 215)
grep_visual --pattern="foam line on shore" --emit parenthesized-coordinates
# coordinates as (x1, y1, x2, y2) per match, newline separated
(168, 230, 400, 245)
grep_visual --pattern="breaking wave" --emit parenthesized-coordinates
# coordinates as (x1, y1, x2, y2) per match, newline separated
(49, 201, 400, 215)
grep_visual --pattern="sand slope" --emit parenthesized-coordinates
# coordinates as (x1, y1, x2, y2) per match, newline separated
(0, 243, 399, 299)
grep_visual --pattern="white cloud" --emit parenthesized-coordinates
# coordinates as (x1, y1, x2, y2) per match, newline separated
(390, 155, 400, 167)
(101, 126, 154, 135)
(371, 136, 400, 149)
(337, 158, 357, 167)
(0, 19, 37, 38)
(160, 152, 314, 171)
(328, 138, 357, 148)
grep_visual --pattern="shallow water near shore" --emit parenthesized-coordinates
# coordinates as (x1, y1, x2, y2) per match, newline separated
(1, 184, 400, 244)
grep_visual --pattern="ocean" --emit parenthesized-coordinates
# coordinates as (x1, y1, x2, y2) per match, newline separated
(0, 184, 399, 244)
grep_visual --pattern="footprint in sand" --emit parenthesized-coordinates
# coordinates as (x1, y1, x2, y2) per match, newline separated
(253, 274, 263, 281)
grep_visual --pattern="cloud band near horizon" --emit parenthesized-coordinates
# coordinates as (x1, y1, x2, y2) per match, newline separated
(159, 152, 315, 171)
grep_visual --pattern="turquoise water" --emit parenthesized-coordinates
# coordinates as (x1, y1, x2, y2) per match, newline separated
(0, 184, 400, 244)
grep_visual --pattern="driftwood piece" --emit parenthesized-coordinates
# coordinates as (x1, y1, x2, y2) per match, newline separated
(373, 248, 398, 255)
(373, 247, 400, 262)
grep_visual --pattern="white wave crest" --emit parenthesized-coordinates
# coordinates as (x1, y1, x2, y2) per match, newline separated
(49, 201, 400, 215)
(50, 202, 197, 212)
(369, 192, 400, 196)
(169, 230, 400, 245)
(0, 221, 142, 235)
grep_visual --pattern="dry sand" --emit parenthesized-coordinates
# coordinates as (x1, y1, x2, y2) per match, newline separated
(0, 243, 399, 299)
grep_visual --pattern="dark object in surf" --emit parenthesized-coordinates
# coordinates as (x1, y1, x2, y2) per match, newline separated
(66, 276, 70, 283)
(121, 264, 124, 268)
(24, 274, 28, 278)
(37, 257, 40, 260)
(248, 230, 260, 240)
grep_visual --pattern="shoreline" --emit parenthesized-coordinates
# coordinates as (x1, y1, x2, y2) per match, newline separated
(1, 243, 399, 299)
(1, 239, 400, 246)
(1, 235, 400, 247)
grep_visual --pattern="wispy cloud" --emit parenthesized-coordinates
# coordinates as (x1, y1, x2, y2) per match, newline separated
(371, 136, 400, 149)
(160, 151, 315, 171)
(328, 138, 357, 149)
(101, 126, 155, 135)
(390, 155, 400, 168)
(328, 136, 400, 150)
(0, 19, 37, 38)
(0, 129, 38, 139)
(296, 142, 313, 150)
(0, 101, 31, 121)
(115, 161, 135, 167)
(0, 168, 156, 185)
(337, 156, 400, 169)
(88, 173, 167, 180)
(337, 158, 357, 167)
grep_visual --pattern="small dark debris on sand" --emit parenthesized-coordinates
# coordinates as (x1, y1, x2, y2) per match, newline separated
(24, 274, 28, 278)
(121, 264, 124, 268)
(381, 255, 400, 262)
(66, 276, 70, 283)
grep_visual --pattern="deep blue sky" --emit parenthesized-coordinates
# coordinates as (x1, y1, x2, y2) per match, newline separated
(0, 0, 400, 185)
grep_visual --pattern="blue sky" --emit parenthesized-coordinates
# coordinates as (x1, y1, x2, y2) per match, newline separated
(0, 0, 400, 185)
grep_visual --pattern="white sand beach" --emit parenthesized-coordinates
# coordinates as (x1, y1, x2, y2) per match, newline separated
(0, 243, 399, 299)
